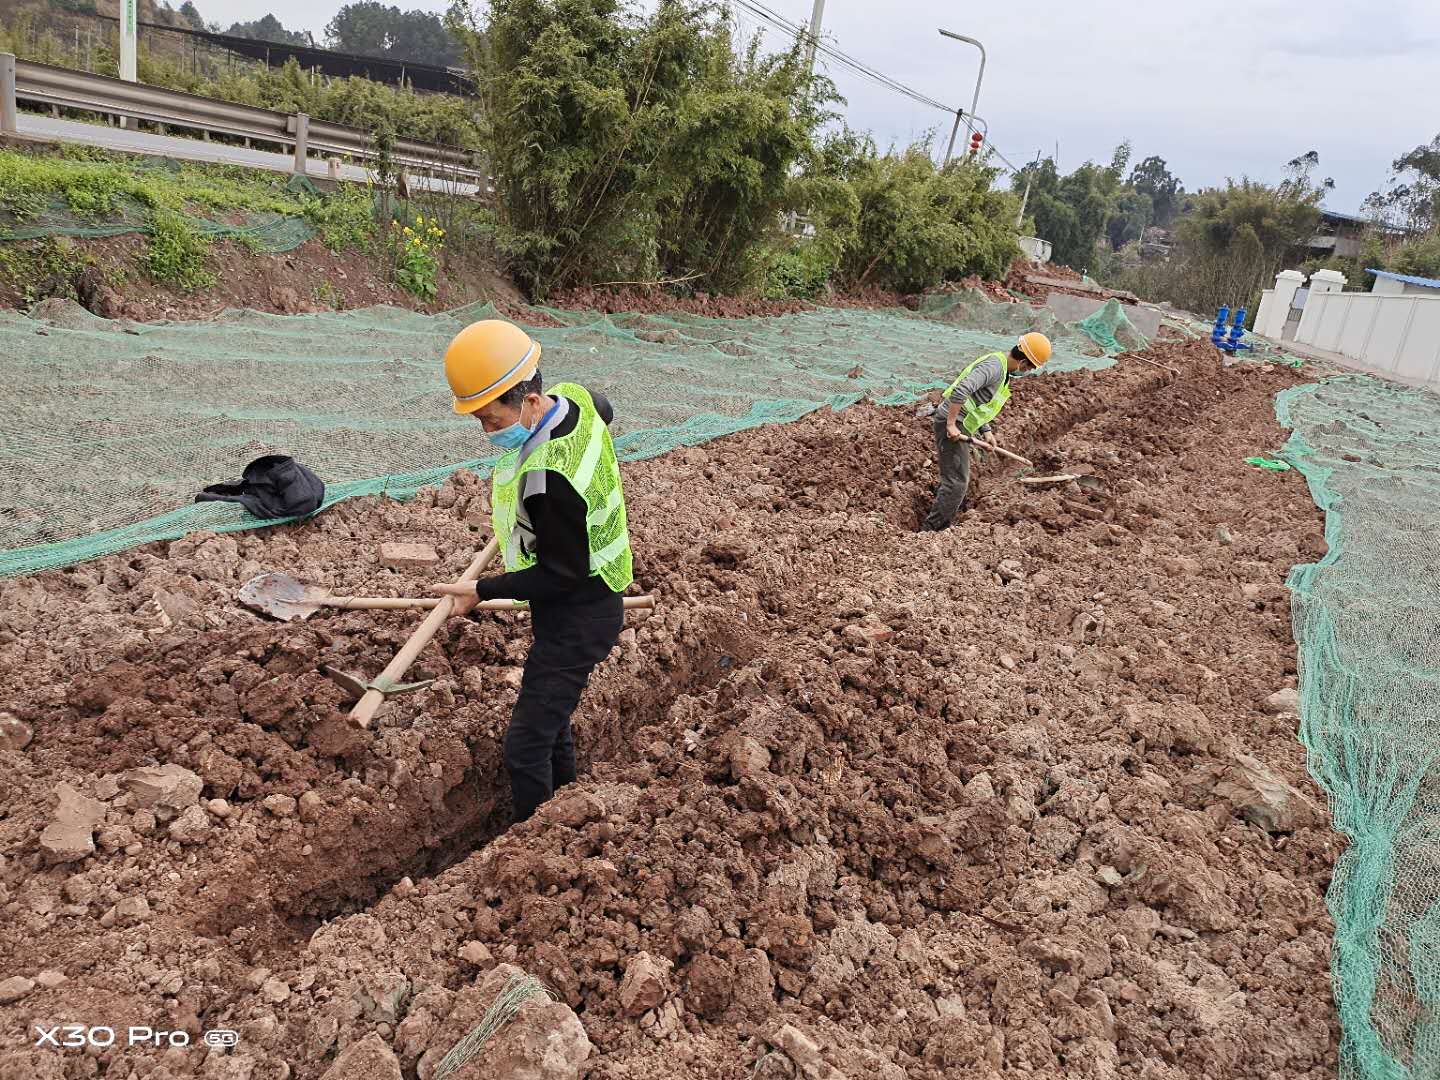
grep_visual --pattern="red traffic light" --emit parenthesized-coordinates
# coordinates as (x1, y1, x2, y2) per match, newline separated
(968, 131, 983, 155)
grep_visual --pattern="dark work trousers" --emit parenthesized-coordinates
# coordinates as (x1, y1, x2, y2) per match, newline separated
(504, 590, 623, 822)
(921, 417, 974, 531)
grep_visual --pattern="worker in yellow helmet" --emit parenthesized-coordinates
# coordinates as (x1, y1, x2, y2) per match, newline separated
(431, 320, 633, 823)
(921, 331, 1051, 531)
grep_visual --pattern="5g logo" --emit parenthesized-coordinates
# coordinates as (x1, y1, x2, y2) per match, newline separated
(204, 1030, 239, 1048)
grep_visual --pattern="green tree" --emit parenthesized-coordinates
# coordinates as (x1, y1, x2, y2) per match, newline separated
(1279, 150, 1335, 201)
(452, 0, 693, 295)
(452, 0, 837, 297)
(225, 13, 310, 46)
(326, 2, 461, 66)
(652, 28, 826, 292)
(1364, 133, 1440, 235)
(1011, 147, 1128, 271)
(1129, 154, 1182, 226)
(1389, 233, 1440, 279)
(1166, 176, 1322, 314)
(824, 142, 1018, 292)
(178, 1, 205, 30)
(1106, 188, 1153, 251)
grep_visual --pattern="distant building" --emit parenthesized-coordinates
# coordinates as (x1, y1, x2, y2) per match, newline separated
(1307, 208, 1409, 260)
(1139, 226, 1171, 259)
(1308, 209, 1372, 259)
(1368, 269, 1440, 297)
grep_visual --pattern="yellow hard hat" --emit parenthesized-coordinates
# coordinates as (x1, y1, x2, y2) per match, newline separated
(1017, 332, 1052, 367)
(443, 320, 541, 415)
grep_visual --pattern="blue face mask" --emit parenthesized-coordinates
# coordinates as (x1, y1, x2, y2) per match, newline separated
(487, 421, 532, 449)
(486, 397, 559, 450)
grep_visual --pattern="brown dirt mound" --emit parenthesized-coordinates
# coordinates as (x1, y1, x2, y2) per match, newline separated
(0, 340, 1339, 1079)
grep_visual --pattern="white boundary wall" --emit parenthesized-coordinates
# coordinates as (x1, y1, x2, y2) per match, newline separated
(1294, 286, 1440, 387)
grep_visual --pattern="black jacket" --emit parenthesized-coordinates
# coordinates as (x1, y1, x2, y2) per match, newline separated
(196, 455, 324, 519)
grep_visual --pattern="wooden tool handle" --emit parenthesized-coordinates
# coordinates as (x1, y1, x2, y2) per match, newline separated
(350, 536, 500, 728)
(963, 434, 1033, 467)
(328, 592, 656, 613)
(328, 596, 441, 611)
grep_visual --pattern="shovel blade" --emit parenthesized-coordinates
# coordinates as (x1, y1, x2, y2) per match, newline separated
(238, 572, 327, 621)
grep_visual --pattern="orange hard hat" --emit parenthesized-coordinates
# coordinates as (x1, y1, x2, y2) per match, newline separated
(1017, 332, 1052, 367)
(443, 320, 541, 414)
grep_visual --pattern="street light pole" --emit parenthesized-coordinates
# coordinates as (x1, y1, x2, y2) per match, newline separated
(939, 29, 985, 165)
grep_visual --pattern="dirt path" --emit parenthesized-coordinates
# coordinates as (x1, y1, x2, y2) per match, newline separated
(0, 338, 1340, 1079)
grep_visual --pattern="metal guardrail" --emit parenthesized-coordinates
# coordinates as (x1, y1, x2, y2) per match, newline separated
(0, 54, 486, 185)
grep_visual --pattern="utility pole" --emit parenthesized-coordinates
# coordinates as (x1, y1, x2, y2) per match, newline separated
(805, 0, 826, 73)
(1015, 151, 1042, 229)
(943, 110, 964, 166)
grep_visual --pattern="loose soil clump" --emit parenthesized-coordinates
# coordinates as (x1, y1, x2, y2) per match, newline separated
(0, 337, 1339, 1079)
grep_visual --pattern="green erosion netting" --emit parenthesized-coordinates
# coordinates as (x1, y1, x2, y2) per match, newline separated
(0, 165, 319, 253)
(0, 288, 1134, 576)
(1278, 375, 1440, 1079)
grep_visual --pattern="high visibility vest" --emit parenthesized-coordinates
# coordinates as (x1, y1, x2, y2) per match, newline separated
(942, 352, 1011, 435)
(490, 383, 633, 593)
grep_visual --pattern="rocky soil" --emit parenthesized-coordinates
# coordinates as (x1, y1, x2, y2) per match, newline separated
(0, 336, 1340, 1079)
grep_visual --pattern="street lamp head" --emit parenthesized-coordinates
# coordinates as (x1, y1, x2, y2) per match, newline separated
(939, 29, 982, 49)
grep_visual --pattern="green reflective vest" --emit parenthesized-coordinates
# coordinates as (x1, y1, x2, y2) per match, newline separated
(490, 383, 633, 594)
(942, 352, 1011, 435)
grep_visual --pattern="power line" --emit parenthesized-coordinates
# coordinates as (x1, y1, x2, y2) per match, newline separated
(731, 0, 927, 105)
(728, 0, 1029, 176)
(728, 0, 953, 113)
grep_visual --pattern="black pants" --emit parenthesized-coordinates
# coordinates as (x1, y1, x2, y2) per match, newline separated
(504, 591, 623, 822)
(922, 419, 973, 531)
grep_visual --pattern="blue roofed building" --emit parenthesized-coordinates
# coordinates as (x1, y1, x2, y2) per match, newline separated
(1368, 269, 1440, 297)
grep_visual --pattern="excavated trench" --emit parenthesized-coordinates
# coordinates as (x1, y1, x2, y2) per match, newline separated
(0, 336, 1345, 1080)
(58, 353, 1203, 962)
(191, 611, 760, 958)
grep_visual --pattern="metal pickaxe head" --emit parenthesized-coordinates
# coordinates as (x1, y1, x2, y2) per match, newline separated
(319, 664, 435, 703)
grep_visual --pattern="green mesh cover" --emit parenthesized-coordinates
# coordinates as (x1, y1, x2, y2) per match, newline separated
(0, 295, 1136, 576)
(1278, 374, 1440, 1079)
(916, 288, 1128, 366)
(1077, 298, 1150, 353)
(0, 160, 320, 253)
(0, 194, 316, 253)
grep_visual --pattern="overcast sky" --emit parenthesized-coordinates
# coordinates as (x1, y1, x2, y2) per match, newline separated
(195, 0, 1440, 212)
